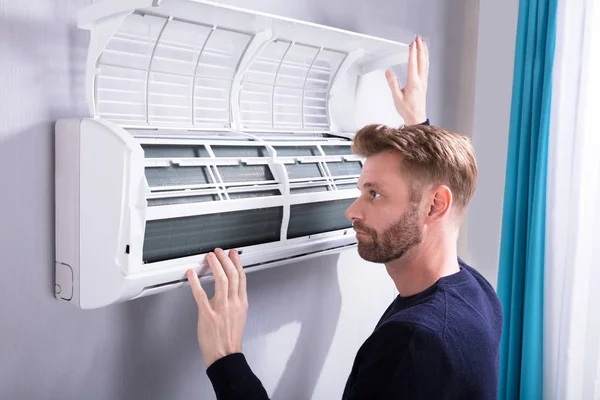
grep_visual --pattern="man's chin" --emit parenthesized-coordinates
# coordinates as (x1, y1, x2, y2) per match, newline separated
(357, 244, 403, 264)
(356, 244, 379, 263)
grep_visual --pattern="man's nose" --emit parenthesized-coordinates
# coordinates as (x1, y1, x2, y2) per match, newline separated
(345, 197, 362, 221)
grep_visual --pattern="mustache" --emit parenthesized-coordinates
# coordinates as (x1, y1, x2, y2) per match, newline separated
(352, 221, 376, 235)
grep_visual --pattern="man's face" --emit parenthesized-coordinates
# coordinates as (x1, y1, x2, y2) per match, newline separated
(345, 150, 424, 264)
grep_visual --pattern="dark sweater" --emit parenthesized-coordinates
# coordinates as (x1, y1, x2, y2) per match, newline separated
(206, 258, 503, 399)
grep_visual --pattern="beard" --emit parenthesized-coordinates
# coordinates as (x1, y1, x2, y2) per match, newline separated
(353, 203, 423, 264)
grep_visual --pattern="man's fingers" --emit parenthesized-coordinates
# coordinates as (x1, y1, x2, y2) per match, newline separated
(416, 36, 429, 84)
(229, 249, 247, 304)
(385, 70, 403, 104)
(187, 269, 211, 312)
(206, 252, 229, 300)
(215, 248, 239, 300)
(406, 39, 419, 86)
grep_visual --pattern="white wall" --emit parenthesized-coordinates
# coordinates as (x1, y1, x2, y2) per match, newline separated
(466, 0, 519, 288)
(0, 0, 481, 398)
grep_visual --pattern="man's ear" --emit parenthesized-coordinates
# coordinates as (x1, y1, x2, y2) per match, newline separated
(425, 185, 452, 225)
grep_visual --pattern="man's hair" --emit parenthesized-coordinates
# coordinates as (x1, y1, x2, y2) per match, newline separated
(352, 124, 478, 216)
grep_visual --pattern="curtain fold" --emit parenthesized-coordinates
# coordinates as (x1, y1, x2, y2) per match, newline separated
(496, 0, 557, 398)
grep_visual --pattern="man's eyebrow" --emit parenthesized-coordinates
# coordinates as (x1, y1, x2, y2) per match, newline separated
(359, 182, 381, 190)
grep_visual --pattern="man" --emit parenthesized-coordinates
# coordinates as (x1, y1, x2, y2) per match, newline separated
(186, 37, 503, 399)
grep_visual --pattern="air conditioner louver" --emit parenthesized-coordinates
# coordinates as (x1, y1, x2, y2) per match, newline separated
(54, 0, 409, 308)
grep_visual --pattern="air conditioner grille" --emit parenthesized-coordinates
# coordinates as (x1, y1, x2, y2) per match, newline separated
(288, 198, 354, 239)
(95, 13, 251, 128)
(143, 206, 283, 263)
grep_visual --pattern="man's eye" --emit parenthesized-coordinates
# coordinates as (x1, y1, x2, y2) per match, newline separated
(370, 191, 380, 200)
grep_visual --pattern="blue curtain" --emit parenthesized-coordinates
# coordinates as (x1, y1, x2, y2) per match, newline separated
(496, 0, 557, 398)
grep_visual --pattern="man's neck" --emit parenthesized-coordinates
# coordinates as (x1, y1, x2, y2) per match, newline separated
(385, 237, 460, 297)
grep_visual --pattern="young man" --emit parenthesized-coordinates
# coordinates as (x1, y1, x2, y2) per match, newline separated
(186, 37, 503, 399)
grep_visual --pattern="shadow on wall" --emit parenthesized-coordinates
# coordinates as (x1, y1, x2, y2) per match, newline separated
(111, 254, 343, 400)
(248, 254, 343, 399)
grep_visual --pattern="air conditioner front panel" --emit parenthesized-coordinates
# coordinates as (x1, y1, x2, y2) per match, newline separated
(83, 0, 408, 133)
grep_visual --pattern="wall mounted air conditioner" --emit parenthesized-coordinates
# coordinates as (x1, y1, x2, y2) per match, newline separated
(55, 0, 409, 309)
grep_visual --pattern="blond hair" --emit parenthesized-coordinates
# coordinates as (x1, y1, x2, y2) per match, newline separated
(352, 124, 477, 216)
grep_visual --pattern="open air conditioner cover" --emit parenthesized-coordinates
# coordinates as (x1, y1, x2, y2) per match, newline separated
(54, 0, 409, 309)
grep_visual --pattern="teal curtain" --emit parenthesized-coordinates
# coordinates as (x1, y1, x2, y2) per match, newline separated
(496, 0, 557, 398)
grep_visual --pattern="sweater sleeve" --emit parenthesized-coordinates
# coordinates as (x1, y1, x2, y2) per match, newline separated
(343, 321, 448, 399)
(206, 353, 269, 400)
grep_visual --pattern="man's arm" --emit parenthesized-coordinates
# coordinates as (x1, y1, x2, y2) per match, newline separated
(206, 353, 269, 400)
(187, 250, 269, 400)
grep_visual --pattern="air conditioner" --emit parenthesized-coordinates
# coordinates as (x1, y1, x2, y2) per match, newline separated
(55, 0, 409, 309)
